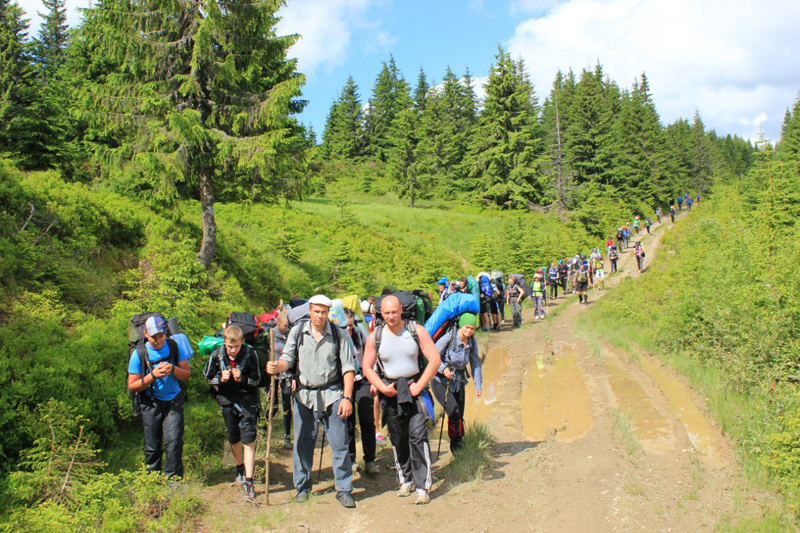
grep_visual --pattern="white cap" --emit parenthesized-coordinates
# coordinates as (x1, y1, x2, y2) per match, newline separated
(145, 315, 167, 336)
(361, 300, 371, 314)
(308, 294, 333, 308)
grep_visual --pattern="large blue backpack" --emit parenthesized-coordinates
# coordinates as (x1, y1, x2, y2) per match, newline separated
(479, 276, 493, 298)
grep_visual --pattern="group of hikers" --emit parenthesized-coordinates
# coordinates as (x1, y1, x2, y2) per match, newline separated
(125, 194, 698, 507)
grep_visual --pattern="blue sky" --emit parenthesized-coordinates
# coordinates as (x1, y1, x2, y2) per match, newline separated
(18, 0, 800, 144)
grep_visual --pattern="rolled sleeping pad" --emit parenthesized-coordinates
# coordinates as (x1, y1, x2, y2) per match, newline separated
(287, 302, 310, 327)
(171, 333, 194, 361)
(328, 299, 346, 326)
(424, 292, 479, 337)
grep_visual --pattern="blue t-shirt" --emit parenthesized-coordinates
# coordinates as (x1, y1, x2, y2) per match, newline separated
(128, 341, 189, 401)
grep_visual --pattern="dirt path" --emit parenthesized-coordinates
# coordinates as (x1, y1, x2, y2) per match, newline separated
(197, 210, 767, 532)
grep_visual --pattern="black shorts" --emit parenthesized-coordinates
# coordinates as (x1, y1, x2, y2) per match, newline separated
(221, 397, 260, 444)
(480, 298, 491, 314)
(576, 281, 589, 292)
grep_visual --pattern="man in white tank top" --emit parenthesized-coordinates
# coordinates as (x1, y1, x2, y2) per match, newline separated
(362, 295, 441, 504)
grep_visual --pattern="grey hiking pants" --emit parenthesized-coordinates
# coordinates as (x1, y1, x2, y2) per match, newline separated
(293, 397, 352, 494)
(141, 394, 185, 478)
(510, 299, 523, 326)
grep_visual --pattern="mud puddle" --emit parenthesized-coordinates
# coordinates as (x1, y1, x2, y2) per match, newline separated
(520, 344, 593, 442)
(638, 355, 721, 458)
(463, 346, 511, 427)
(605, 355, 674, 453)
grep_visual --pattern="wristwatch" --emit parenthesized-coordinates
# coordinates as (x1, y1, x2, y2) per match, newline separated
(342, 396, 353, 403)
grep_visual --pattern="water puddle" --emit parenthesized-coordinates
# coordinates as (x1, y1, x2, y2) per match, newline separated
(520, 344, 593, 442)
(463, 346, 511, 426)
(605, 356, 673, 450)
(638, 355, 721, 457)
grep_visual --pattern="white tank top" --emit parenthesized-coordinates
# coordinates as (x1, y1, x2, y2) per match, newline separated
(378, 326, 419, 379)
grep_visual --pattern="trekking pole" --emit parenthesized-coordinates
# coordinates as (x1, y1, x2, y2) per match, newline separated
(436, 374, 451, 461)
(264, 327, 277, 504)
(317, 423, 326, 483)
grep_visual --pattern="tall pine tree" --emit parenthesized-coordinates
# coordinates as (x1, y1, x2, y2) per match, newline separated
(363, 55, 411, 161)
(321, 75, 364, 159)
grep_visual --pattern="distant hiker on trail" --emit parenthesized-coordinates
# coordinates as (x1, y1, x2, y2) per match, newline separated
(616, 227, 625, 251)
(655, 207, 662, 223)
(605, 236, 615, 255)
(670, 205, 676, 223)
(547, 263, 560, 300)
(568, 257, 579, 292)
(645, 217, 652, 235)
(478, 274, 494, 332)
(266, 295, 357, 508)
(634, 242, 646, 272)
(633, 216, 641, 235)
(593, 253, 606, 290)
(432, 313, 482, 453)
(507, 275, 525, 326)
(576, 263, 591, 305)
(204, 325, 261, 501)
(437, 277, 449, 301)
(343, 309, 379, 477)
(609, 245, 619, 273)
(530, 272, 546, 320)
(127, 316, 191, 479)
(623, 224, 631, 249)
(362, 295, 441, 505)
(696, 193, 701, 204)
(686, 197, 693, 211)
(677, 196, 683, 210)
(558, 260, 569, 294)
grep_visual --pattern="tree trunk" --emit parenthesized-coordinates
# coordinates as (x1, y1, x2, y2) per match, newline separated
(196, 171, 217, 268)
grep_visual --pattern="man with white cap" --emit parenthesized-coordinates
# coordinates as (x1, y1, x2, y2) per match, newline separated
(266, 295, 357, 508)
(127, 315, 191, 478)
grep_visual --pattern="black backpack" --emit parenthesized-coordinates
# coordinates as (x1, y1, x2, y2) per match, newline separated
(226, 312, 271, 387)
(126, 312, 183, 415)
(289, 322, 344, 390)
(374, 291, 418, 326)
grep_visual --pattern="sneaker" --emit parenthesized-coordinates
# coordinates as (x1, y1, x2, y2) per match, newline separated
(283, 436, 293, 450)
(415, 489, 431, 505)
(336, 491, 356, 508)
(234, 469, 245, 486)
(365, 462, 380, 476)
(397, 482, 415, 497)
(376, 432, 386, 444)
(294, 490, 310, 503)
(243, 482, 255, 502)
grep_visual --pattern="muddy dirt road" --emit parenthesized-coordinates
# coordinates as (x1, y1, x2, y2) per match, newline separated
(198, 212, 769, 532)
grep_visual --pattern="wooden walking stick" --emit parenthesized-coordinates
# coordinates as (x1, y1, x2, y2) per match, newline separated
(264, 327, 277, 504)
(317, 424, 326, 483)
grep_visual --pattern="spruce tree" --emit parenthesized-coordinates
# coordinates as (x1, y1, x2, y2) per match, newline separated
(777, 92, 800, 161)
(363, 55, 411, 161)
(321, 75, 363, 159)
(0, 0, 35, 162)
(35, 0, 68, 77)
(80, 0, 308, 267)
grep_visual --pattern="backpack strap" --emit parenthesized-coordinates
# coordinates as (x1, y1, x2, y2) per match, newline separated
(293, 322, 343, 387)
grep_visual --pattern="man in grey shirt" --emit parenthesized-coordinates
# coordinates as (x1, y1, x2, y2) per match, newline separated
(266, 295, 357, 508)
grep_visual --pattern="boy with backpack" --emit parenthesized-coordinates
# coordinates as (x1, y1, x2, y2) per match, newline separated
(204, 325, 262, 501)
(529, 272, 546, 320)
(576, 263, 591, 305)
(127, 315, 191, 479)
(507, 275, 525, 326)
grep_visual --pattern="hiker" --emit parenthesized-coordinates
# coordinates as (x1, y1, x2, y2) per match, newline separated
(507, 275, 525, 326)
(576, 263, 591, 305)
(266, 295, 357, 508)
(655, 207, 662, 223)
(593, 253, 605, 290)
(268, 311, 295, 450)
(529, 272, 546, 320)
(478, 274, 494, 332)
(633, 216, 641, 235)
(343, 309, 379, 477)
(492, 274, 504, 328)
(204, 326, 261, 501)
(558, 260, 569, 294)
(696, 192, 701, 204)
(616, 227, 624, 251)
(432, 314, 482, 453)
(568, 257, 579, 292)
(436, 277, 449, 302)
(677, 196, 683, 210)
(609, 245, 619, 273)
(686, 196, 693, 211)
(670, 205, 676, 223)
(127, 316, 191, 479)
(605, 236, 615, 255)
(645, 217, 652, 234)
(361, 295, 441, 505)
(634, 242, 646, 272)
(623, 224, 631, 248)
(547, 263, 560, 300)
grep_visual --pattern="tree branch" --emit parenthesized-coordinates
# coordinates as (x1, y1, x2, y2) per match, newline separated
(55, 425, 83, 505)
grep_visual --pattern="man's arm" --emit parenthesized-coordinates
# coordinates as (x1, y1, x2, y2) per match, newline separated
(362, 333, 394, 395)
(172, 359, 191, 381)
(412, 324, 441, 393)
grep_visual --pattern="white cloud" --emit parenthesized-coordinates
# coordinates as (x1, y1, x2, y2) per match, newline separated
(277, 0, 391, 78)
(507, 0, 800, 142)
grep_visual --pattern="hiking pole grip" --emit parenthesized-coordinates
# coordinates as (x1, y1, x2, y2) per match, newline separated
(265, 327, 277, 504)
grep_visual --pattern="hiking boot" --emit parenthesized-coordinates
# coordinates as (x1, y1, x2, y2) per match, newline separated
(365, 462, 380, 476)
(283, 436, 293, 450)
(294, 490, 310, 503)
(336, 491, 356, 508)
(397, 482, 415, 497)
(451, 440, 465, 453)
(243, 481, 255, 502)
(234, 468, 245, 485)
(415, 489, 431, 505)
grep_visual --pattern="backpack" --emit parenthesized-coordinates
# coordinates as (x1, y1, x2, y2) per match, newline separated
(509, 274, 527, 297)
(289, 321, 344, 390)
(375, 291, 418, 325)
(226, 312, 271, 387)
(530, 279, 545, 296)
(373, 320, 427, 379)
(411, 290, 434, 322)
(126, 312, 183, 415)
(479, 276, 493, 298)
(577, 270, 588, 283)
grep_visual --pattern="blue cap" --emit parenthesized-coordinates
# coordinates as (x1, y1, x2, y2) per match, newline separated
(145, 316, 167, 336)
(437, 277, 448, 286)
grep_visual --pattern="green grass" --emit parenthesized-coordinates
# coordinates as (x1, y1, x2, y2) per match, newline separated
(611, 410, 643, 465)
(439, 423, 495, 488)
